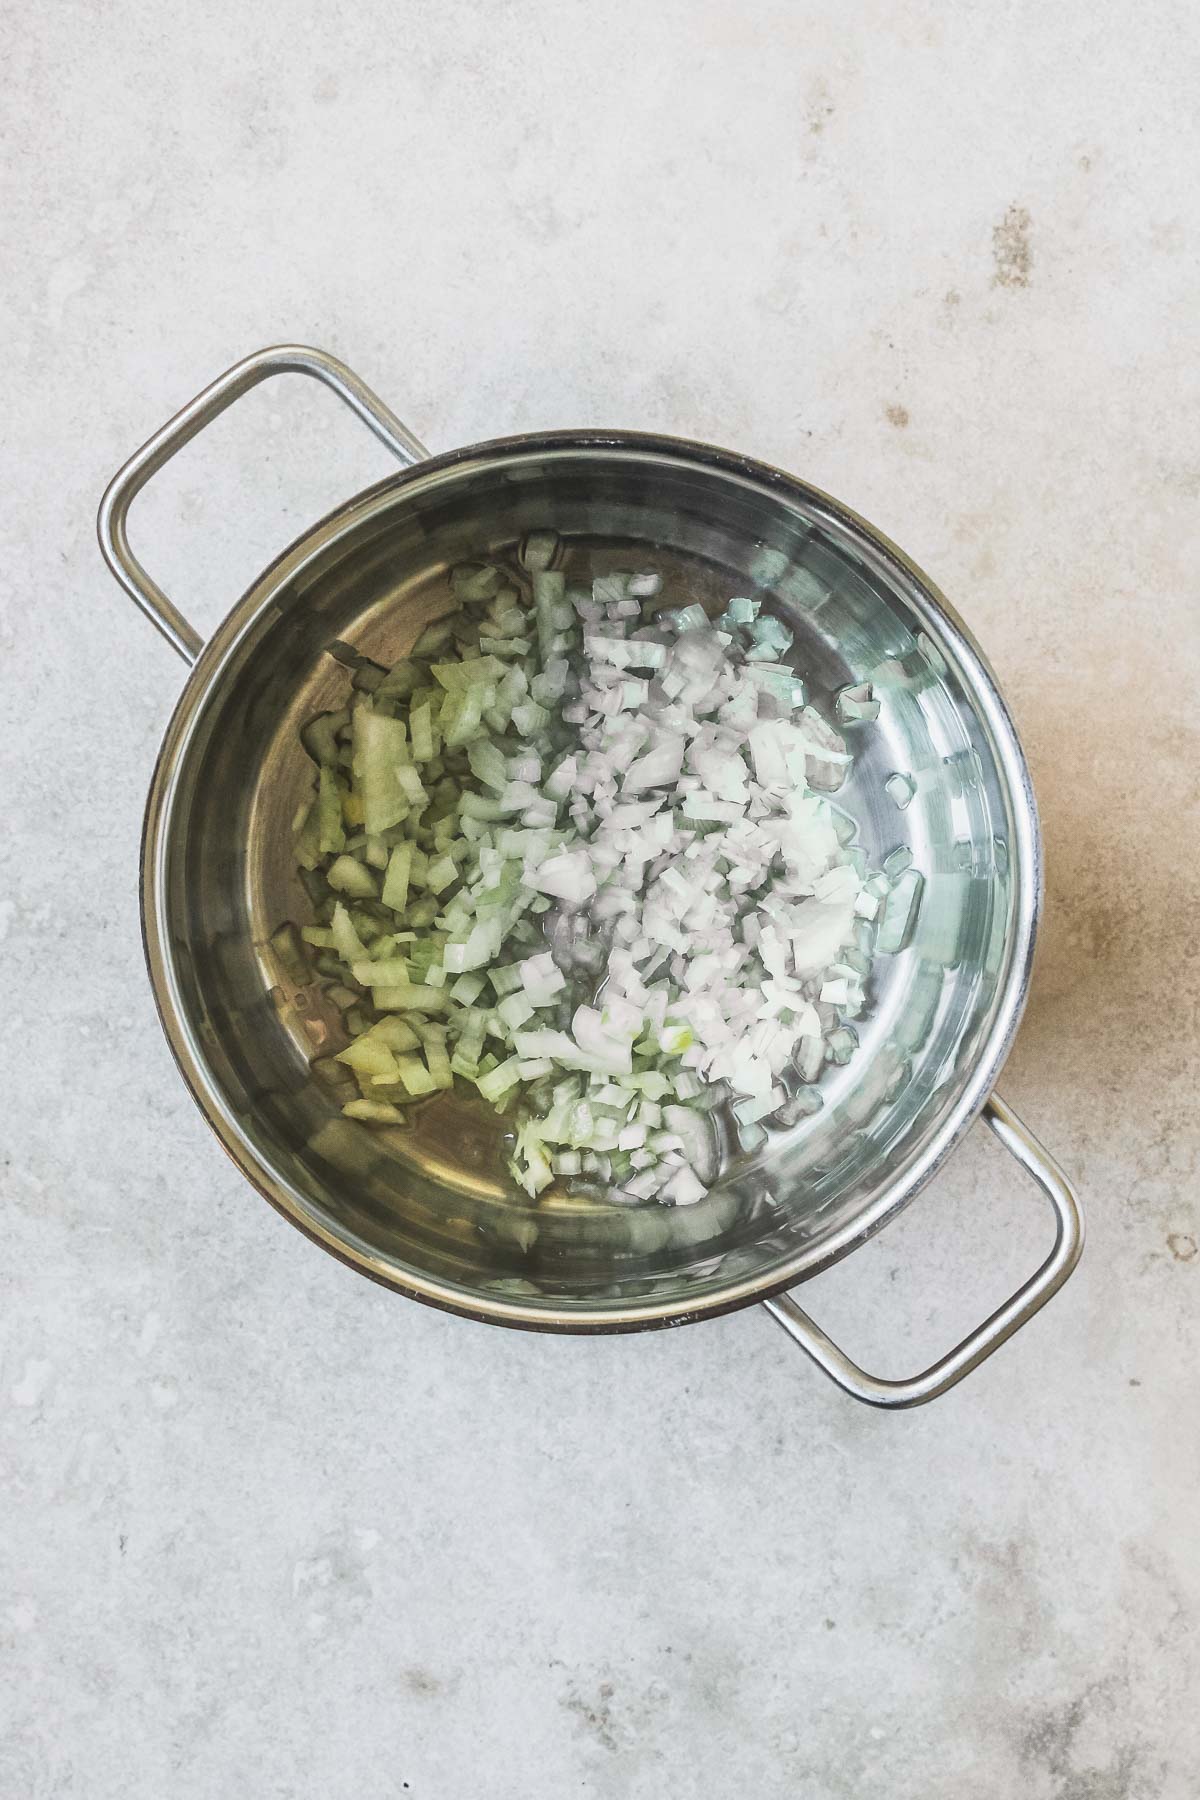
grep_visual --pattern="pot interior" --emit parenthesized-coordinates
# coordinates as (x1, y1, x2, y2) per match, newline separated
(149, 437, 1033, 1326)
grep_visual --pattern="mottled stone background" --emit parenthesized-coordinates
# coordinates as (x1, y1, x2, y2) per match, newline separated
(2, 3, 1197, 1796)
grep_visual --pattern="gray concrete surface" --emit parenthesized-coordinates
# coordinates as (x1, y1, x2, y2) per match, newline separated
(3, 2, 1198, 1795)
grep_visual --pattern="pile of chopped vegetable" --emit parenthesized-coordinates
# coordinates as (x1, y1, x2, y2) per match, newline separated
(286, 532, 906, 1207)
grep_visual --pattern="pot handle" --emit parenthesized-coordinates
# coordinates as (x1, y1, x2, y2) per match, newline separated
(763, 1093, 1083, 1409)
(96, 344, 430, 666)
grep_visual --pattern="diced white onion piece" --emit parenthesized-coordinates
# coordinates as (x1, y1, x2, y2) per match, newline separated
(664, 1165, 707, 1206)
(527, 849, 596, 907)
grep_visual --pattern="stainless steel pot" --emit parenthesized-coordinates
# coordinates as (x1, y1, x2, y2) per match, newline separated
(98, 344, 1082, 1407)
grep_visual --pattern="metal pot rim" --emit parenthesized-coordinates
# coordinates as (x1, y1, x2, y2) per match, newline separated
(137, 423, 1041, 1333)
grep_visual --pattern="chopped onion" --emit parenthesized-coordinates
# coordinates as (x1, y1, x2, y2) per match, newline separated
(288, 544, 909, 1207)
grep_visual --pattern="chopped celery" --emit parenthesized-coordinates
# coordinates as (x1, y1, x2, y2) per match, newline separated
(450, 562, 503, 603)
(330, 902, 368, 966)
(317, 764, 346, 856)
(343, 1100, 408, 1126)
(394, 1054, 438, 1096)
(440, 685, 487, 748)
(467, 739, 508, 792)
(364, 1016, 421, 1052)
(353, 976, 448, 1012)
(411, 615, 459, 657)
(374, 659, 420, 700)
(313, 951, 355, 985)
(457, 791, 509, 822)
(381, 840, 413, 912)
(336, 1037, 399, 1080)
(533, 569, 566, 666)
(294, 800, 322, 870)
(269, 923, 311, 985)
(350, 957, 412, 987)
(496, 991, 535, 1031)
(324, 983, 360, 1010)
(519, 531, 560, 572)
(326, 855, 378, 899)
(301, 709, 349, 766)
(427, 854, 458, 894)
(417, 1025, 454, 1089)
(450, 972, 486, 1005)
(431, 656, 505, 691)
(409, 701, 436, 762)
(396, 765, 428, 809)
(477, 1056, 522, 1103)
(512, 700, 550, 738)
(352, 705, 410, 835)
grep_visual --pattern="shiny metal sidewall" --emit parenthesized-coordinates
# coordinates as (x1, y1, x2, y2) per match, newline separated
(140, 430, 1041, 1331)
